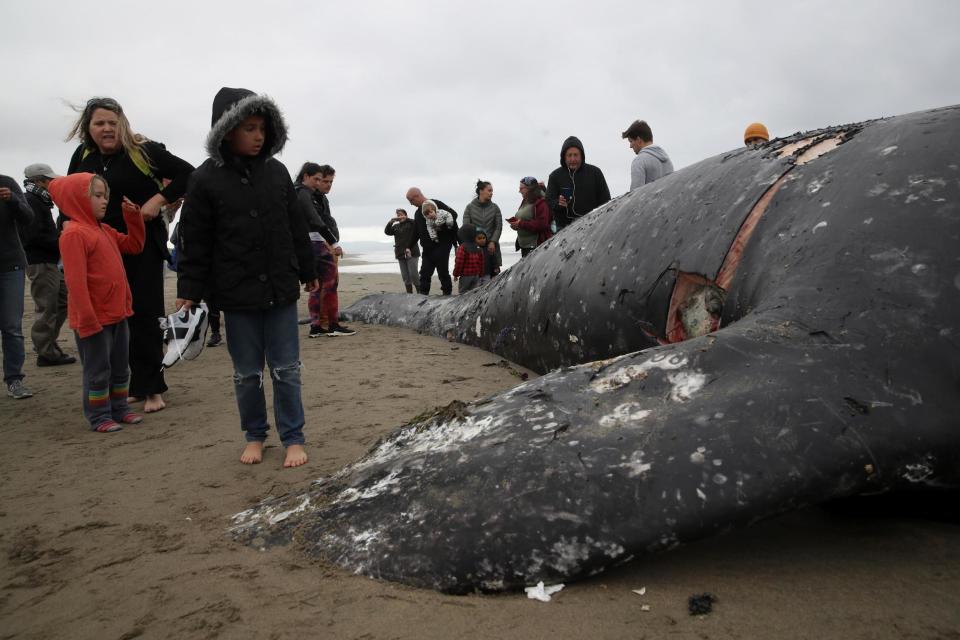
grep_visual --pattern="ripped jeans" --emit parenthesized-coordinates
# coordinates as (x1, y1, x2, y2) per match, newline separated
(223, 303, 306, 447)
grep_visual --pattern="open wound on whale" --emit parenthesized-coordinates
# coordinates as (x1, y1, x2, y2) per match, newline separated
(665, 273, 724, 343)
(664, 131, 854, 344)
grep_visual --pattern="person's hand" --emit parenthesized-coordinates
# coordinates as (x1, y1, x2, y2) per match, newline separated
(140, 193, 168, 221)
(558, 195, 568, 208)
(305, 279, 320, 292)
(487, 242, 496, 254)
(334, 246, 343, 257)
(509, 220, 519, 230)
(162, 198, 184, 222)
(0, 187, 12, 200)
(175, 298, 194, 311)
(121, 196, 141, 216)
(62, 220, 72, 230)
(404, 248, 412, 259)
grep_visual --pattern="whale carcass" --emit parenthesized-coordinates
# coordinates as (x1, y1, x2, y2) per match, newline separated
(231, 105, 960, 594)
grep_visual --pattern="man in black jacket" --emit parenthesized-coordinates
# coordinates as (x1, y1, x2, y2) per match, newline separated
(0, 174, 35, 399)
(545, 136, 611, 230)
(22, 163, 74, 366)
(295, 163, 354, 337)
(406, 186, 458, 295)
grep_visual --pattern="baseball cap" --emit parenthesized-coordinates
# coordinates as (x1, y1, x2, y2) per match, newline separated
(24, 163, 61, 180)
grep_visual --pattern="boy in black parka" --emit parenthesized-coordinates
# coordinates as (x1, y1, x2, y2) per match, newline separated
(176, 87, 318, 468)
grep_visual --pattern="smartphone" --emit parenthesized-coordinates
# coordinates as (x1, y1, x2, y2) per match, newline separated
(560, 186, 572, 201)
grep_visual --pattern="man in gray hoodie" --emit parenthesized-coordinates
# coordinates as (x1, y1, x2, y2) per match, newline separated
(622, 120, 674, 190)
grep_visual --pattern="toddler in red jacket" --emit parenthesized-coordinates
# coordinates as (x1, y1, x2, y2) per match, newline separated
(48, 173, 145, 432)
(453, 226, 489, 294)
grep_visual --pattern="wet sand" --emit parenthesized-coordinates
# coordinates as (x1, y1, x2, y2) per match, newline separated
(1, 270, 958, 639)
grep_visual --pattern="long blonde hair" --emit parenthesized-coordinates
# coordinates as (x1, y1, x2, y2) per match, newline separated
(65, 97, 153, 166)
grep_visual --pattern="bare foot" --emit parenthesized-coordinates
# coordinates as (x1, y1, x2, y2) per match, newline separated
(240, 442, 264, 464)
(283, 444, 308, 468)
(127, 396, 144, 404)
(144, 394, 166, 413)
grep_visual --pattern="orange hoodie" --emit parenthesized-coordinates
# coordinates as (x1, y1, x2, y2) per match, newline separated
(48, 173, 145, 338)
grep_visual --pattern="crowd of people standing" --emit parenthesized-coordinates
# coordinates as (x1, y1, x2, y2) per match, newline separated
(1, 84, 771, 467)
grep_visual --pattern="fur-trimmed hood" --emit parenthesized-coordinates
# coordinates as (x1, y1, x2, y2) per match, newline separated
(205, 87, 288, 165)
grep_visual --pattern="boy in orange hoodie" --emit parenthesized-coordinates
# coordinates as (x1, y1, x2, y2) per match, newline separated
(48, 173, 145, 432)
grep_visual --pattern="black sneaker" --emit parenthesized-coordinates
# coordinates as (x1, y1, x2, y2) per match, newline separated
(326, 324, 356, 337)
(37, 354, 77, 367)
(206, 332, 223, 347)
(308, 325, 329, 338)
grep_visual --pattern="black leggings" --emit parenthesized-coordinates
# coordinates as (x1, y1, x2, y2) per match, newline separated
(124, 238, 167, 397)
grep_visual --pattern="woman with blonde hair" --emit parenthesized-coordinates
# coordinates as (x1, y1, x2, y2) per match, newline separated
(67, 97, 194, 414)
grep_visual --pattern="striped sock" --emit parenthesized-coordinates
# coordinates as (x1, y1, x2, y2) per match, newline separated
(88, 388, 109, 408)
(94, 420, 122, 433)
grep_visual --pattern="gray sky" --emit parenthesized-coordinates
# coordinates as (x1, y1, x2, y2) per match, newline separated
(3, 0, 959, 242)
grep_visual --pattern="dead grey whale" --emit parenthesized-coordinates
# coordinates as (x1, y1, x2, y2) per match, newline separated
(231, 105, 960, 594)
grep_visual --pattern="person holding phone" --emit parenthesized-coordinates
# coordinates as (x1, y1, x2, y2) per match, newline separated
(508, 176, 553, 257)
(545, 136, 610, 231)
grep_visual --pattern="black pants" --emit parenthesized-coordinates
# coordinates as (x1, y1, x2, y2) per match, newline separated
(124, 238, 167, 397)
(419, 243, 453, 295)
(209, 306, 221, 333)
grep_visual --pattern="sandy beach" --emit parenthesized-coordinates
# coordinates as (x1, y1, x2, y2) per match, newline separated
(1, 267, 958, 640)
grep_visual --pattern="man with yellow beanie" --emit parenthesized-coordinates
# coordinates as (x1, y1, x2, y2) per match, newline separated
(744, 122, 770, 147)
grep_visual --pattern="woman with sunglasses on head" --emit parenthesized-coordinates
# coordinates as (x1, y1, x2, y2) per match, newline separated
(508, 176, 553, 258)
(66, 97, 195, 414)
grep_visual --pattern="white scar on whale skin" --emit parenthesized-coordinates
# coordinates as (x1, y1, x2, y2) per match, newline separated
(599, 403, 652, 428)
(591, 354, 691, 393)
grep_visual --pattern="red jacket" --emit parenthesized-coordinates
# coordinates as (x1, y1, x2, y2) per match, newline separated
(453, 243, 486, 277)
(48, 173, 145, 338)
(515, 197, 554, 246)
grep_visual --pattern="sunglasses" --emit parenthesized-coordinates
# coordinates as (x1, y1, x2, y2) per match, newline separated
(86, 97, 123, 113)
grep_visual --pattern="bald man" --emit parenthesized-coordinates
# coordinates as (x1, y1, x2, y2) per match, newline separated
(405, 187, 458, 295)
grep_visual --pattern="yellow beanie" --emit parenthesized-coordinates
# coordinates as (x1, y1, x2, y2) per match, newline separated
(744, 122, 770, 144)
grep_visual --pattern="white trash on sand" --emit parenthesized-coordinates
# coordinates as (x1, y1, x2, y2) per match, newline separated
(524, 581, 565, 602)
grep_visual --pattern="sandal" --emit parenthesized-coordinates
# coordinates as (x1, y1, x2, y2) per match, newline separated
(94, 420, 123, 433)
(118, 413, 143, 424)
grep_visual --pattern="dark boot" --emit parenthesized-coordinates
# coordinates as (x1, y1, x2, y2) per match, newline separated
(405, 283, 413, 293)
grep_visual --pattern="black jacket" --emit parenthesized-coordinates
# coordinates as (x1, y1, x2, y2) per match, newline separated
(68, 140, 194, 258)
(385, 218, 420, 259)
(545, 136, 611, 229)
(414, 198, 458, 251)
(295, 184, 339, 245)
(22, 186, 60, 264)
(176, 87, 315, 311)
(0, 175, 32, 272)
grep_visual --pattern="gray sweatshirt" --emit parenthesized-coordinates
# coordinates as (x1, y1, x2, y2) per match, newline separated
(630, 144, 674, 190)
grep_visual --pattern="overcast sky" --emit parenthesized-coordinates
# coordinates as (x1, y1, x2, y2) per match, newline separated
(3, 0, 959, 243)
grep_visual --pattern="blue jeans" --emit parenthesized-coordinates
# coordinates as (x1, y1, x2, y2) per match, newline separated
(0, 268, 26, 385)
(224, 303, 306, 447)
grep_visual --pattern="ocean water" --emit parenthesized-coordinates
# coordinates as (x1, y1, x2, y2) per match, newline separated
(340, 246, 522, 274)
